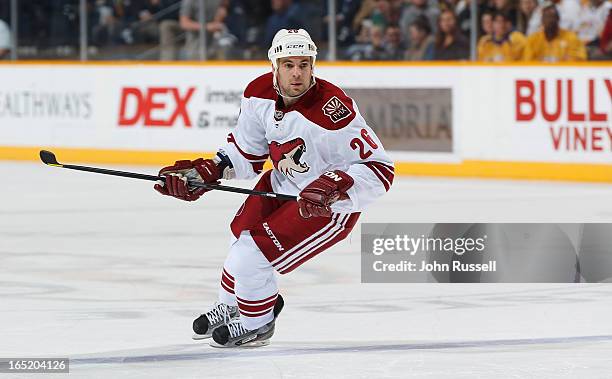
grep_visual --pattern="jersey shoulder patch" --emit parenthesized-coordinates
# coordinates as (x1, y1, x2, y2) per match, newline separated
(244, 72, 276, 100)
(297, 78, 356, 130)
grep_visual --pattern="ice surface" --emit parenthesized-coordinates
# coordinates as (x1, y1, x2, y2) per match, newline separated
(1, 161, 612, 378)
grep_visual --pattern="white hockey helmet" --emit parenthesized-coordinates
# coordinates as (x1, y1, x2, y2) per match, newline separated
(268, 28, 317, 68)
(268, 29, 318, 98)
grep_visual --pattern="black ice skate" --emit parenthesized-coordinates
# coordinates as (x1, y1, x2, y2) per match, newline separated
(192, 302, 239, 340)
(210, 294, 284, 348)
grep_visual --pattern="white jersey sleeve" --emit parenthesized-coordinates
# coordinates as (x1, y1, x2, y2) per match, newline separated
(326, 102, 394, 214)
(219, 95, 269, 180)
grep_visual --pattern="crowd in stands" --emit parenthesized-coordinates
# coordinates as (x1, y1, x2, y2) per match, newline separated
(0, 0, 610, 61)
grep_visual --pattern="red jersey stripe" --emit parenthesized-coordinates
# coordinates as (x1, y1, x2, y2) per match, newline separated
(227, 133, 269, 161)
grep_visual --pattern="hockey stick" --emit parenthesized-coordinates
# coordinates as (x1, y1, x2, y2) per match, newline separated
(39, 150, 298, 201)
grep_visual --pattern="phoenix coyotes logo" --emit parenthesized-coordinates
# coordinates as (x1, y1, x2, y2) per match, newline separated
(322, 96, 352, 123)
(269, 138, 310, 178)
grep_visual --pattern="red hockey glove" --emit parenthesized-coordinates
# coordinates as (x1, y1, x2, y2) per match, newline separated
(298, 170, 354, 218)
(154, 158, 220, 202)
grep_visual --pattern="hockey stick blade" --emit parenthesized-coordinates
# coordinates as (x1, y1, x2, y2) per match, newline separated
(40, 150, 61, 166)
(39, 150, 297, 201)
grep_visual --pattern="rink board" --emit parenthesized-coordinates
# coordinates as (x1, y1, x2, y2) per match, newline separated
(0, 62, 610, 182)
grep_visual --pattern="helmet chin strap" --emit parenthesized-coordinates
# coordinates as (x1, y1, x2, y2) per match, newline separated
(273, 67, 317, 101)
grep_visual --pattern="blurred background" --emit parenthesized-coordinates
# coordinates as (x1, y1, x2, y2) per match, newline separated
(0, 0, 610, 62)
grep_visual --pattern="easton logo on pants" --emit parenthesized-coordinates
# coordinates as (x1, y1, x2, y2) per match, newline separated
(263, 222, 285, 251)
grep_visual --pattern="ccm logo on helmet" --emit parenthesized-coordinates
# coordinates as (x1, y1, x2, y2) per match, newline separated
(287, 44, 305, 49)
(323, 171, 343, 182)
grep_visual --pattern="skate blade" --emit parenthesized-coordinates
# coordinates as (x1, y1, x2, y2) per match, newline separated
(209, 339, 270, 348)
(192, 333, 212, 340)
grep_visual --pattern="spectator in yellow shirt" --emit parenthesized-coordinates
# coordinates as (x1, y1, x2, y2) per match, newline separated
(524, 4, 587, 61)
(478, 11, 527, 61)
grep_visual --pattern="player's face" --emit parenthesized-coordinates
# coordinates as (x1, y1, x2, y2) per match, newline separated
(276, 57, 313, 97)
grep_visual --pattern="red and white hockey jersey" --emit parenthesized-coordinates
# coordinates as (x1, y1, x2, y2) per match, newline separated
(219, 72, 394, 213)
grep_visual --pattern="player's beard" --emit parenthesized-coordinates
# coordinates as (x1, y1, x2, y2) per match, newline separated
(283, 82, 308, 97)
(277, 70, 313, 98)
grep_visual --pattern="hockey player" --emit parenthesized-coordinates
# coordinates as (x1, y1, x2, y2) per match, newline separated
(154, 29, 394, 347)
